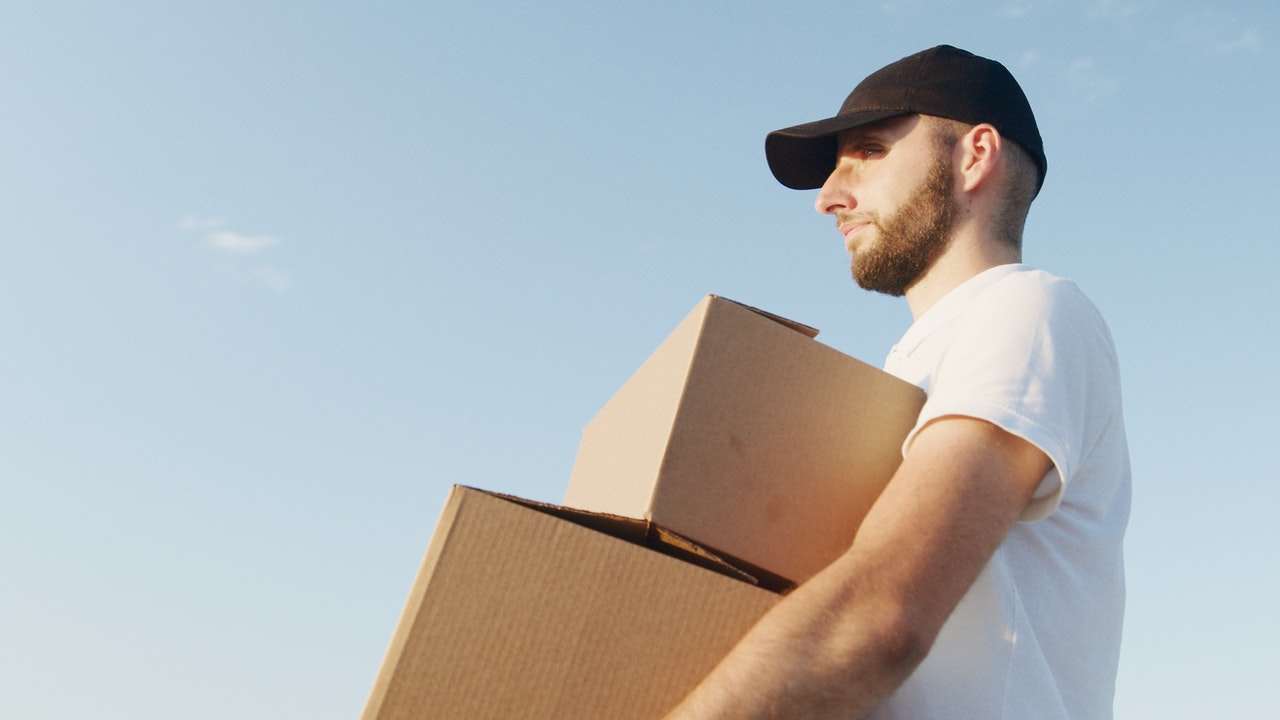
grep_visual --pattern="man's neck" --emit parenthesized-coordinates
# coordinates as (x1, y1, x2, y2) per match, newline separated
(904, 232, 1022, 320)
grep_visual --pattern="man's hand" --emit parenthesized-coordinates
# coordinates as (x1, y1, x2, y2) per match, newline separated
(663, 415, 1053, 719)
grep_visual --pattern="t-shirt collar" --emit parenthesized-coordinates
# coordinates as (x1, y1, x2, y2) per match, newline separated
(891, 263, 1028, 359)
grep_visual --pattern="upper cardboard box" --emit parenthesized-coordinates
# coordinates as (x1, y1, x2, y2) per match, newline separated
(564, 295, 925, 585)
(361, 485, 779, 720)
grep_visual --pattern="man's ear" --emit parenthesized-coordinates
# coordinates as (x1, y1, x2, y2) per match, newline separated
(959, 123, 1002, 193)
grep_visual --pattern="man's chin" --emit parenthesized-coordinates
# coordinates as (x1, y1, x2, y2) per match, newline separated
(851, 257, 916, 297)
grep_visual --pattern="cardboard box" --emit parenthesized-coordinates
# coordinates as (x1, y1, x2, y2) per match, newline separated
(361, 485, 780, 720)
(564, 295, 925, 585)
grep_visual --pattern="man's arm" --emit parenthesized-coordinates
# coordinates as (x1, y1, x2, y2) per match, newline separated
(663, 415, 1054, 720)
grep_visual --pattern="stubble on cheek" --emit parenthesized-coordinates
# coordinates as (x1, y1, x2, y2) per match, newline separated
(846, 152, 958, 297)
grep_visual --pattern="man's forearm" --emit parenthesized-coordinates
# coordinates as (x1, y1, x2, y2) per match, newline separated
(662, 548, 926, 720)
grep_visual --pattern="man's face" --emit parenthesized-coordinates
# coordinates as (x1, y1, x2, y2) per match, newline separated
(814, 116, 961, 297)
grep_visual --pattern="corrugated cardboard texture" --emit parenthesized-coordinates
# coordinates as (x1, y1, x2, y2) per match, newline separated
(564, 295, 925, 585)
(361, 486, 779, 720)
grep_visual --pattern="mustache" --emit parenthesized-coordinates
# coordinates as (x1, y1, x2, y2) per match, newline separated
(835, 211, 880, 227)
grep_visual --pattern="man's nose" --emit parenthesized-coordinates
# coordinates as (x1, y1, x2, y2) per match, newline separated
(814, 169, 853, 215)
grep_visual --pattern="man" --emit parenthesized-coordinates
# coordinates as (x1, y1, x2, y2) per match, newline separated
(664, 45, 1130, 719)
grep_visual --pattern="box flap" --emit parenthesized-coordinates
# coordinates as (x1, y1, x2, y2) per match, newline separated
(710, 295, 819, 339)
(482, 488, 791, 592)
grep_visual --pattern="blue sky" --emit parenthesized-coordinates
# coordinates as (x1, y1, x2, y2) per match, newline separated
(2, 1, 1277, 717)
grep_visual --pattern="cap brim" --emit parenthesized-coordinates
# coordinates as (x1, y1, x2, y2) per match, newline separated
(765, 109, 911, 189)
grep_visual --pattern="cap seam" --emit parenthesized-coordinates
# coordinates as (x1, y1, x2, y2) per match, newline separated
(900, 47, 935, 109)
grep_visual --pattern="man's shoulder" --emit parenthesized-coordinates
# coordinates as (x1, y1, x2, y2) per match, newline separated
(964, 267, 1121, 377)
(984, 265, 1082, 298)
(973, 266, 1102, 322)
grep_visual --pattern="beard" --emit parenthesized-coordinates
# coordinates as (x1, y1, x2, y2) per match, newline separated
(846, 152, 960, 297)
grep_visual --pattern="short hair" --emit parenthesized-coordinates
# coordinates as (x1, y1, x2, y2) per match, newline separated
(925, 116, 1038, 251)
(996, 140, 1038, 251)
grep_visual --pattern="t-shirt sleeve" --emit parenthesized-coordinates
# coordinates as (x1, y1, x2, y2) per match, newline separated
(901, 273, 1120, 521)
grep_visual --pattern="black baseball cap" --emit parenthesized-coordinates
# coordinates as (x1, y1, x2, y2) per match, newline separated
(765, 45, 1047, 194)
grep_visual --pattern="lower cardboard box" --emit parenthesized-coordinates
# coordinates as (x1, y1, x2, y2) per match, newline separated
(361, 485, 782, 720)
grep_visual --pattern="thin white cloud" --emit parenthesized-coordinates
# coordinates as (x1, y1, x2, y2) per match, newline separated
(1178, 9, 1264, 55)
(180, 216, 293, 293)
(208, 230, 281, 254)
(1000, 1, 1038, 19)
(1211, 27, 1262, 54)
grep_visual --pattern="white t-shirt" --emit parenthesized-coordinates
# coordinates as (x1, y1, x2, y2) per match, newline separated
(866, 264, 1131, 720)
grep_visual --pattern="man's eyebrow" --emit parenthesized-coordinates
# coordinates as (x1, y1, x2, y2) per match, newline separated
(838, 130, 889, 152)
